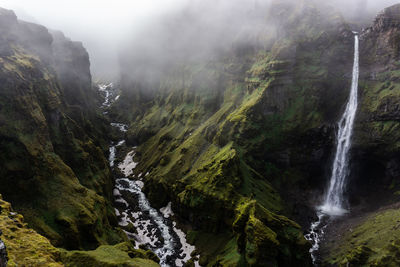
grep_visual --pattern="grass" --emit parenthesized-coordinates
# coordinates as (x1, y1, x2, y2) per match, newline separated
(61, 242, 159, 267)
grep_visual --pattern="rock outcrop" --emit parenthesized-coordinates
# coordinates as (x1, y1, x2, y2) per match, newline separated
(60, 242, 159, 267)
(0, 194, 62, 266)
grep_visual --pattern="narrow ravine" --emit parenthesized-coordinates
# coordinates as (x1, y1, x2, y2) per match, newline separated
(305, 33, 360, 265)
(99, 83, 199, 267)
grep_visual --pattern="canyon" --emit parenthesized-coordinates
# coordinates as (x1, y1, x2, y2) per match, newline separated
(1, 1, 400, 266)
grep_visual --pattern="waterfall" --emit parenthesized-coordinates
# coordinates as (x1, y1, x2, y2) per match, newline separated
(320, 33, 359, 216)
(305, 33, 360, 264)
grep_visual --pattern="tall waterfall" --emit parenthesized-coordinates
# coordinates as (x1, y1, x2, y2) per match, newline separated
(320, 34, 359, 216)
(305, 34, 360, 264)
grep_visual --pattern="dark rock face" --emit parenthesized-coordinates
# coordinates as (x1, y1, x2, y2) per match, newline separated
(0, 231, 7, 267)
(0, 7, 122, 250)
(345, 3, 400, 208)
(51, 30, 94, 109)
(372, 4, 400, 32)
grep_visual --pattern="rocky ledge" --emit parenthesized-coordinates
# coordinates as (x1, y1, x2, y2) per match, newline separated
(371, 3, 400, 32)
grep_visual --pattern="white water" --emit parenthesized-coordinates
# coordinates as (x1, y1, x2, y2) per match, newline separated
(111, 123, 128, 132)
(109, 140, 125, 167)
(98, 83, 114, 109)
(100, 83, 199, 267)
(321, 34, 359, 215)
(118, 150, 138, 177)
(306, 34, 360, 264)
(304, 212, 328, 263)
(115, 178, 177, 265)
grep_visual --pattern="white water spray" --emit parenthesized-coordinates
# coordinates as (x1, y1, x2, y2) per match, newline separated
(320, 34, 359, 216)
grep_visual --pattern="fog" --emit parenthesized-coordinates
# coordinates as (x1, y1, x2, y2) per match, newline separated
(0, 0, 185, 80)
(0, 0, 399, 81)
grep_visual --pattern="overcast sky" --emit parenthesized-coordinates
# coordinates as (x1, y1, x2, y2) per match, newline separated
(0, 0, 185, 80)
(0, 0, 399, 80)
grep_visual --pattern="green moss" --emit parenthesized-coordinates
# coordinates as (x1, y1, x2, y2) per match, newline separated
(325, 207, 400, 266)
(0, 195, 63, 267)
(60, 242, 159, 267)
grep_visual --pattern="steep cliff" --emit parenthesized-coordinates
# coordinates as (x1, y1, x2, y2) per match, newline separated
(349, 3, 400, 204)
(112, 1, 357, 265)
(321, 4, 400, 266)
(0, 7, 122, 250)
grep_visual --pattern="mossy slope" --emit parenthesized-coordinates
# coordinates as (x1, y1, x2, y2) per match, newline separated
(324, 205, 400, 266)
(61, 242, 160, 267)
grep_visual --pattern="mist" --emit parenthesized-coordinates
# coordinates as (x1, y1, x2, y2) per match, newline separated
(0, 0, 399, 81)
(0, 0, 185, 80)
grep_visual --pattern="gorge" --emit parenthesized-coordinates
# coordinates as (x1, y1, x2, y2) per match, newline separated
(103, 83, 199, 266)
(1, 1, 400, 267)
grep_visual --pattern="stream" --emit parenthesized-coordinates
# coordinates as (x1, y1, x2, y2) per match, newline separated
(99, 83, 199, 267)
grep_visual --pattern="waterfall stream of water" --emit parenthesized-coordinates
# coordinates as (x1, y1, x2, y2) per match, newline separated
(321, 34, 359, 216)
(305, 33, 359, 264)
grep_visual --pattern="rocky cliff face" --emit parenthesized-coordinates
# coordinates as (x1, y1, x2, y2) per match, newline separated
(0, 7, 122, 250)
(112, 1, 358, 265)
(347, 3, 400, 207)
(320, 4, 400, 266)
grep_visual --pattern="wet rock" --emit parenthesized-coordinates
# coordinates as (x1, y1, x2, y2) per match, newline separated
(0, 230, 7, 267)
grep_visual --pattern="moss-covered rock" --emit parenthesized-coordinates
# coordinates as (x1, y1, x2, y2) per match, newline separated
(0, 194, 63, 266)
(60, 242, 159, 267)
